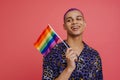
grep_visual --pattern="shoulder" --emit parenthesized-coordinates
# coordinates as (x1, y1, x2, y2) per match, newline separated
(84, 42, 100, 57)
(83, 42, 102, 63)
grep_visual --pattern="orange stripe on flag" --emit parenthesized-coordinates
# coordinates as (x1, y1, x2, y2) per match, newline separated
(34, 26, 51, 48)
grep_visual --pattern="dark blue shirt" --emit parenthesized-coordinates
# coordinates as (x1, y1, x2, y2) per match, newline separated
(42, 41, 103, 80)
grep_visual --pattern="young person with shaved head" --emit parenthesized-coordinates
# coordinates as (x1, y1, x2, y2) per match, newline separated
(42, 8, 103, 80)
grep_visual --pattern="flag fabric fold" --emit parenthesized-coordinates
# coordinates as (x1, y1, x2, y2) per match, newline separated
(34, 24, 59, 56)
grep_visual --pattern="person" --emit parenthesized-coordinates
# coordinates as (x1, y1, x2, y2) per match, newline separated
(42, 8, 103, 80)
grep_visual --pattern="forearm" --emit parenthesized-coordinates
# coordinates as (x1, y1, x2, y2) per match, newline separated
(55, 67, 73, 80)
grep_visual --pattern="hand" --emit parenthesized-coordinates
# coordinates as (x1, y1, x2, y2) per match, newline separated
(55, 48, 78, 80)
(65, 48, 78, 72)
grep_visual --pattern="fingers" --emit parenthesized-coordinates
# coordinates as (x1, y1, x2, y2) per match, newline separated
(65, 48, 78, 62)
(66, 48, 73, 57)
(65, 48, 78, 71)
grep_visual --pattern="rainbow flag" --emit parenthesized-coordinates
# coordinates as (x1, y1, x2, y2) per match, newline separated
(34, 24, 59, 56)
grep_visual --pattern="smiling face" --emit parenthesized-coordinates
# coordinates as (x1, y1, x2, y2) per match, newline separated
(64, 10, 86, 37)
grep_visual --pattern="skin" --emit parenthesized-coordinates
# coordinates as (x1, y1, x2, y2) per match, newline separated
(64, 10, 86, 37)
(55, 10, 86, 80)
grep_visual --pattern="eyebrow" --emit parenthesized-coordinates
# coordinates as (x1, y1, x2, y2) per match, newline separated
(65, 15, 83, 20)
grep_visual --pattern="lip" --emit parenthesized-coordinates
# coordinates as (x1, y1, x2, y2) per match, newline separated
(71, 25, 80, 30)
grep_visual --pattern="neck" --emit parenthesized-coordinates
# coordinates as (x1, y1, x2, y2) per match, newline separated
(66, 35, 84, 50)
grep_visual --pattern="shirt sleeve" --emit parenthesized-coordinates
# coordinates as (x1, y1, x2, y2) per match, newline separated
(92, 52, 103, 80)
(42, 52, 59, 80)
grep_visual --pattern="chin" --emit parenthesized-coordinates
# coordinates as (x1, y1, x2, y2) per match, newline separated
(68, 31, 84, 36)
(73, 32, 82, 35)
(69, 33, 82, 37)
(73, 32, 84, 36)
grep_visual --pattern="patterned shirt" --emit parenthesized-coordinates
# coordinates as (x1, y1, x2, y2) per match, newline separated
(42, 41, 103, 80)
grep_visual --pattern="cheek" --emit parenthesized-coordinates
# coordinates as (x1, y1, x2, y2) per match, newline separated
(81, 26, 86, 32)
(64, 24, 68, 30)
(64, 23, 70, 28)
(80, 21, 86, 27)
(66, 22, 71, 26)
(64, 26, 67, 30)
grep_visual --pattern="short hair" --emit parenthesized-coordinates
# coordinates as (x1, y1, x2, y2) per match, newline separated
(63, 8, 84, 23)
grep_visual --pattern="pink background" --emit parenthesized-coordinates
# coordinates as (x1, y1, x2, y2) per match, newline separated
(0, 0, 120, 80)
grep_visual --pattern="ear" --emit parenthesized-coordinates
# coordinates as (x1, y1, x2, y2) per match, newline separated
(63, 24, 67, 30)
(83, 20, 86, 27)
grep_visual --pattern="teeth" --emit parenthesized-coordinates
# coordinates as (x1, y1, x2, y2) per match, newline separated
(72, 27, 78, 30)
(72, 27, 78, 29)
(71, 25, 80, 31)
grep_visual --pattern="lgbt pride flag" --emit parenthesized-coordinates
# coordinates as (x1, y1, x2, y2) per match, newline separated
(34, 24, 59, 56)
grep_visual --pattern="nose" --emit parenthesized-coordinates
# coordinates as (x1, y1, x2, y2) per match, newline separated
(72, 19, 77, 24)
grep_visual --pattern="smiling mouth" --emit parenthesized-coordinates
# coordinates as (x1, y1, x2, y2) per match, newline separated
(71, 26, 80, 31)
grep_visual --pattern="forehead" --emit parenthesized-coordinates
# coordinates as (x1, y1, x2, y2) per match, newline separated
(65, 10, 83, 18)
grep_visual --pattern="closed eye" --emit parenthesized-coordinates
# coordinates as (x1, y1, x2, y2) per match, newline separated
(77, 16, 83, 21)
